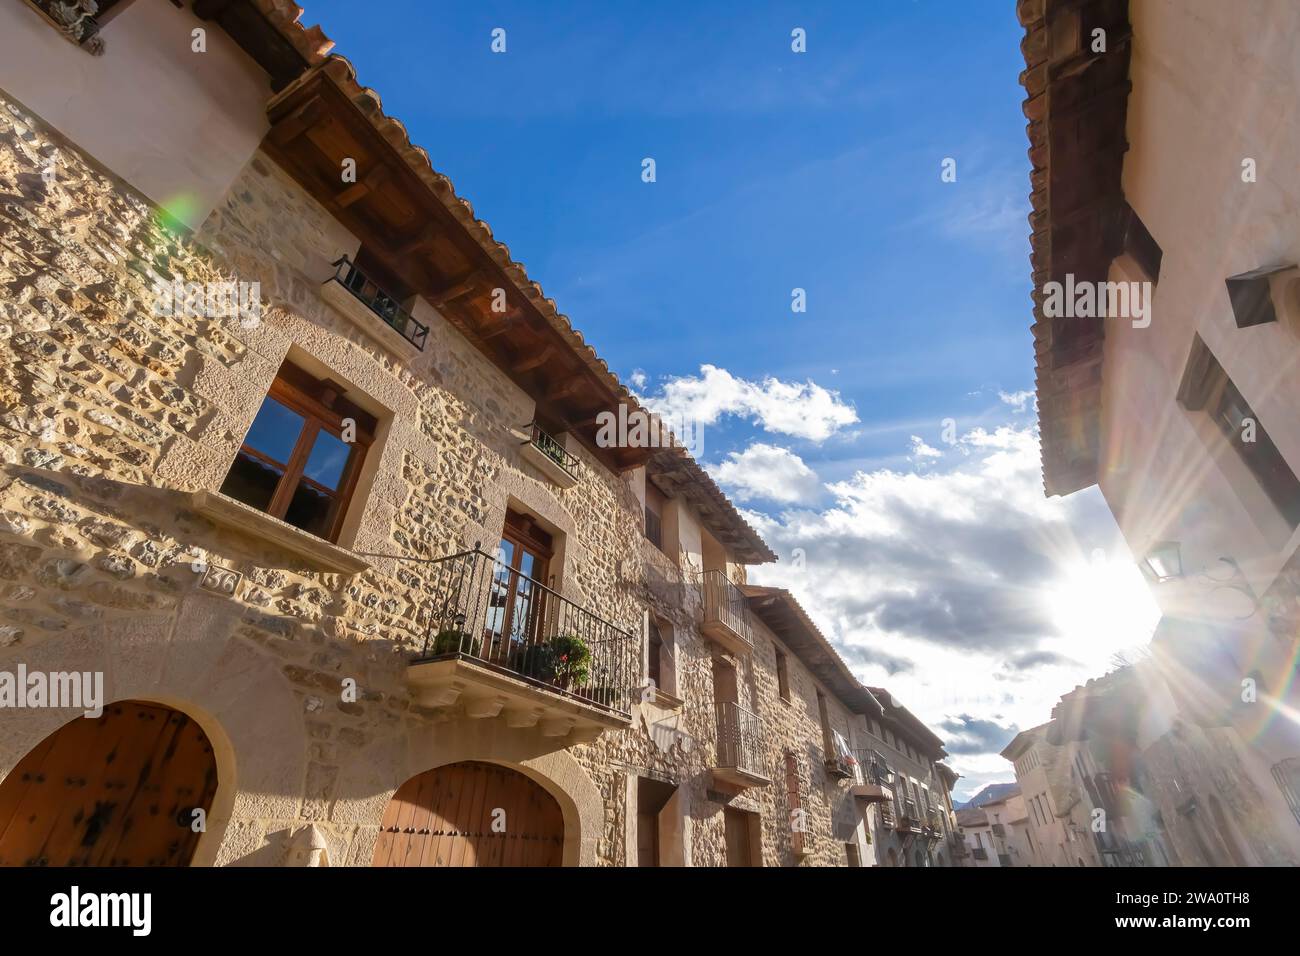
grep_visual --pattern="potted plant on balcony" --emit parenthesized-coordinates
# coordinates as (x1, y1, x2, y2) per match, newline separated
(509, 640, 558, 683)
(430, 628, 481, 657)
(550, 634, 592, 690)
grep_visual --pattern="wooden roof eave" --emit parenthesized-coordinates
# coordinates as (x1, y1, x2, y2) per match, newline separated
(1019, 0, 1134, 498)
(260, 67, 644, 472)
(744, 587, 883, 717)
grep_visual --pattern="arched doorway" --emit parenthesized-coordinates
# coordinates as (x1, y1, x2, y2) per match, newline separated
(373, 761, 564, 867)
(0, 700, 218, 866)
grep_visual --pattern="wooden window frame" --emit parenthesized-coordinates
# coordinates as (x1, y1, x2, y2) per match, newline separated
(775, 649, 791, 702)
(644, 483, 665, 551)
(227, 365, 374, 544)
(491, 510, 556, 655)
(647, 618, 663, 688)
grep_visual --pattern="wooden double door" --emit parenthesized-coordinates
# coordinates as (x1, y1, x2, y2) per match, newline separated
(372, 761, 564, 867)
(0, 701, 218, 866)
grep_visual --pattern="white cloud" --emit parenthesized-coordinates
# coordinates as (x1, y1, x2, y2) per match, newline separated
(998, 389, 1035, 413)
(644, 364, 857, 442)
(908, 435, 943, 462)
(745, 422, 1159, 770)
(710, 443, 823, 504)
(628, 369, 648, 389)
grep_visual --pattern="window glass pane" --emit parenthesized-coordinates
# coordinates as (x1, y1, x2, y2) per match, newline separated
(220, 450, 284, 513)
(283, 480, 338, 539)
(243, 395, 306, 465)
(303, 429, 353, 491)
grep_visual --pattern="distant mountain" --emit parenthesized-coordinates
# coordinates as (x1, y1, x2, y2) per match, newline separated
(957, 782, 1019, 809)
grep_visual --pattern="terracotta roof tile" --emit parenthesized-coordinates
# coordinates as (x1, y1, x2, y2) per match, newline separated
(246, 2, 774, 562)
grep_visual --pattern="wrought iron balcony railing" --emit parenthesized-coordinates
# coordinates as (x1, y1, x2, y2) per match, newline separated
(878, 801, 895, 828)
(896, 797, 922, 831)
(825, 747, 856, 780)
(853, 749, 895, 787)
(416, 546, 637, 716)
(329, 255, 429, 351)
(1092, 772, 1126, 818)
(715, 701, 764, 779)
(698, 570, 755, 652)
(529, 422, 578, 474)
(991, 822, 1006, 837)
(972, 847, 988, 861)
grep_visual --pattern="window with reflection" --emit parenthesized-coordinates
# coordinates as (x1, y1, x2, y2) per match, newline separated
(220, 362, 375, 543)
(485, 511, 555, 663)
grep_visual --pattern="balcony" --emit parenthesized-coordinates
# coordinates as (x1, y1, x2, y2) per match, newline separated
(972, 847, 988, 861)
(851, 749, 894, 803)
(321, 255, 429, 352)
(712, 701, 769, 788)
(825, 750, 856, 781)
(1092, 772, 1126, 818)
(926, 808, 946, 837)
(878, 801, 896, 829)
(406, 547, 636, 743)
(991, 822, 1006, 837)
(895, 799, 924, 834)
(518, 422, 579, 488)
(698, 570, 755, 656)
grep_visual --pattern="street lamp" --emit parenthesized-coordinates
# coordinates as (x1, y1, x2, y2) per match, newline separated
(1142, 541, 1183, 582)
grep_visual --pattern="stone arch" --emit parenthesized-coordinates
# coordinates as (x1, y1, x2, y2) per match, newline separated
(0, 608, 306, 867)
(365, 722, 604, 867)
(0, 699, 223, 866)
(373, 760, 565, 866)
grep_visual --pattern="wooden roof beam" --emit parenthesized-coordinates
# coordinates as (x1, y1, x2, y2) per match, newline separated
(334, 164, 391, 208)
(267, 96, 324, 146)
(546, 376, 586, 403)
(512, 345, 556, 373)
(428, 270, 486, 307)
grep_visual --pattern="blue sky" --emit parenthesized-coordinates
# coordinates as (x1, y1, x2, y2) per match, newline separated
(307, 0, 1032, 476)
(304, 1, 1158, 799)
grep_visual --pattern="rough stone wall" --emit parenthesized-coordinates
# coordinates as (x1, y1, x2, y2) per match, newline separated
(0, 88, 649, 865)
(1142, 724, 1300, 867)
(0, 88, 876, 868)
(859, 724, 956, 866)
(745, 618, 868, 867)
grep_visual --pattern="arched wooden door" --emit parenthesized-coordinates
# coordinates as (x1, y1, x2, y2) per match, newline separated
(0, 701, 218, 866)
(372, 761, 564, 867)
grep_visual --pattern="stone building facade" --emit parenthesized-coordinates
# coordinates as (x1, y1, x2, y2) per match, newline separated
(0, 0, 953, 867)
(1018, 0, 1300, 863)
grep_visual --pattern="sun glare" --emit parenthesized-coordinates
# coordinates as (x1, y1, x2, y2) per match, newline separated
(1044, 553, 1161, 672)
